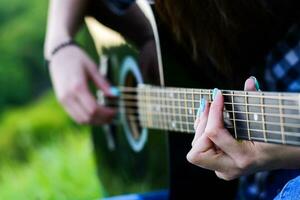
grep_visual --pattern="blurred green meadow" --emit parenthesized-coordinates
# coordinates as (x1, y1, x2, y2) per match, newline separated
(0, 0, 103, 199)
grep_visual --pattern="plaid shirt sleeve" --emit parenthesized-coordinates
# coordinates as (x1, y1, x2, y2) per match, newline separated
(239, 24, 300, 200)
(265, 24, 300, 92)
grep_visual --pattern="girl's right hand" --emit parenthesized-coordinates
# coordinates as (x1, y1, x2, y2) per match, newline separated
(49, 46, 116, 124)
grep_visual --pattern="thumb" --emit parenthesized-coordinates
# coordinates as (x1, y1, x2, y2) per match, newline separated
(85, 61, 112, 96)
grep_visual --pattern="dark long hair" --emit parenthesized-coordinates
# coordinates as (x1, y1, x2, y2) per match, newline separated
(155, 0, 271, 76)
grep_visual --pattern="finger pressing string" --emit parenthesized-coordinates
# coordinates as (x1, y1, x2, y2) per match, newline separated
(192, 98, 209, 146)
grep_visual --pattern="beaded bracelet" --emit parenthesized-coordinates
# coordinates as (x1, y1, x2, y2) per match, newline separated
(45, 40, 80, 67)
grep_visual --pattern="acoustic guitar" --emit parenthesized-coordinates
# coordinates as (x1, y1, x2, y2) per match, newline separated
(85, 0, 300, 197)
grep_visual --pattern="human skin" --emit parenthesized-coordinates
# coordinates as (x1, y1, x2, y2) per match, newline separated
(187, 77, 300, 180)
(44, 0, 157, 124)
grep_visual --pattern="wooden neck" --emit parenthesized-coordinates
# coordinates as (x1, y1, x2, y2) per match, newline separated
(133, 84, 300, 146)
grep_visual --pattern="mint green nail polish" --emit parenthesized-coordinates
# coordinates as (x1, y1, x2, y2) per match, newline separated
(212, 88, 218, 100)
(110, 86, 120, 96)
(196, 98, 206, 117)
(250, 76, 260, 91)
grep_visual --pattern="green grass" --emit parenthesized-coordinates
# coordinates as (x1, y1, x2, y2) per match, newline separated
(0, 92, 71, 163)
(0, 132, 102, 200)
(0, 91, 103, 199)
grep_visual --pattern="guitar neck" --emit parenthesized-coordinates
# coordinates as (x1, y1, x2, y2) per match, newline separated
(131, 84, 300, 146)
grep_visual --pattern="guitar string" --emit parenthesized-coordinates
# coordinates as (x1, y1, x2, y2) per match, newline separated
(110, 101, 300, 117)
(119, 93, 300, 110)
(118, 108, 300, 130)
(117, 93, 300, 111)
(103, 88, 298, 135)
(109, 87, 300, 144)
(117, 86, 299, 101)
(118, 103, 300, 120)
(123, 114, 300, 140)
(107, 100, 300, 121)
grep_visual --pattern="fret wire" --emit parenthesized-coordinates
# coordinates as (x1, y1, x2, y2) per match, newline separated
(124, 88, 292, 101)
(158, 88, 163, 129)
(142, 121, 300, 145)
(119, 102, 299, 124)
(124, 92, 300, 112)
(134, 87, 300, 135)
(245, 92, 251, 140)
(130, 120, 300, 145)
(159, 88, 165, 129)
(126, 86, 296, 145)
(231, 91, 237, 139)
(146, 86, 152, 128)
(170, 89, 176, 130)
(160, 88, 166, 130)
(222, 109, 299, 120)
(132, 108, 300, 129)
(225, 102, 297, 110)
(137, 120, 300, 138)
(161, 90, 169, 129)
(140, 87, 146, 127)
(129, 107, 300, 127)
(199, 89, 204, 112)
(163, 89, 169, 130)
(279, 93, 285, 144)
(165, 89, 171, 130)
(153, 88, 158, 128)
(123, 96, 299, 111)
(138, 87, 143, 127)
(134, 101, 300, 120)
(234, 127, 300, 138)
(121, 86, 299, 101)
(236, 135, 300, 146)
(135, 115, 300, 137)
(184, 89, 191, 132)
(191, 89, 196, 122)
(177, 89, 184, 132)
(125, 93, 300, 111)
(136, 108, 300, 128)
(260, 92, 267, 143)
(137, 88, 144, 127)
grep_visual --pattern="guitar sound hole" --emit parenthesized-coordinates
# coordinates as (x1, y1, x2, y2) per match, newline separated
(124, 73, 142, 141)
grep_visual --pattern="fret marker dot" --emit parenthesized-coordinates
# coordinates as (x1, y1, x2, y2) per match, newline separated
(226, 112, 230, 118)
(169, 93, 174, 98)
(155, 106, 160, 111)
(171, 121, 176, 128)
(188, 108, 193, 115)
(223, 111, 230, 119)
(254, 113, 258, 121)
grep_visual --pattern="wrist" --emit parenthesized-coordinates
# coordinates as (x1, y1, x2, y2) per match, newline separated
(44, 33, 73, 58)
(45, 39, 80, 67)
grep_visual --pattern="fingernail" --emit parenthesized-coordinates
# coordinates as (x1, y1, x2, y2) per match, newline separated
(110, 86, 120, 96)
(212, 88, 218, 100)
(250, 76, 260, 91)
(196, 98, 206, 117)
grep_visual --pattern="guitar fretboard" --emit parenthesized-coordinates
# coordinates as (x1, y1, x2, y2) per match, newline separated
(134, 85, 300, 146)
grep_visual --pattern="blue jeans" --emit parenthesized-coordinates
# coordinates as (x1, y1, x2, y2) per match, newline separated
(238, 169, 300, 200)
(274, 176, 300, 200)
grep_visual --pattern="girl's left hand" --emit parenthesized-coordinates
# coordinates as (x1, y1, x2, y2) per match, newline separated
(187, 77, 300, 180)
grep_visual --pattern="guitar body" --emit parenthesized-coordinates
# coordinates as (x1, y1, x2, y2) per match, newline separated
(86, 1, 169, 196)
(87, 0, 300, 199)
(86, 1, 240, 197)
